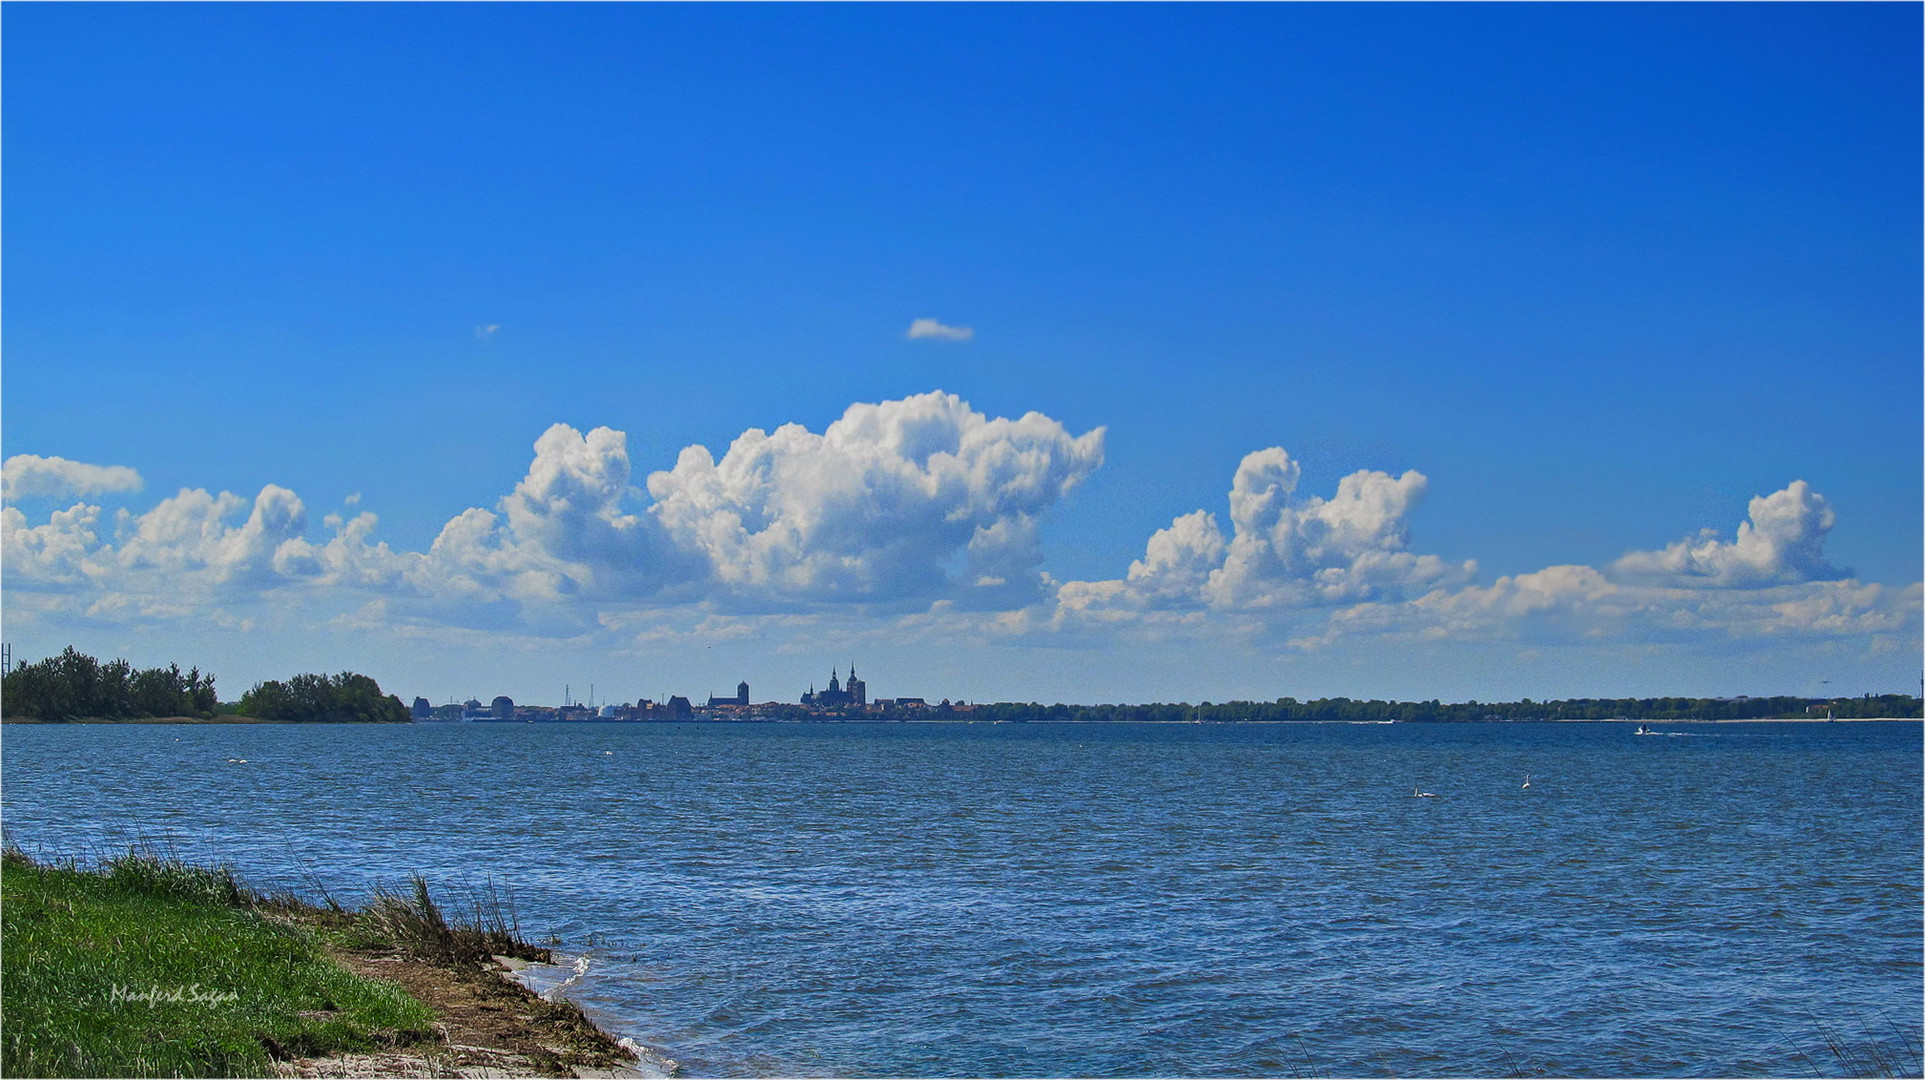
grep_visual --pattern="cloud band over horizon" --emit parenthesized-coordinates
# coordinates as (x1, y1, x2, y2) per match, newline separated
(4, 392, 1917, 698)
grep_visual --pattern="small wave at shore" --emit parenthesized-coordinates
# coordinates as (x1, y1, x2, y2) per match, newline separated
(505, 951, 681, 1078)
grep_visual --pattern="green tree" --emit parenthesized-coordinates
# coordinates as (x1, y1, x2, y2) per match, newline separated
(237, 671, 408, 723)
(0, 647, 219, 720)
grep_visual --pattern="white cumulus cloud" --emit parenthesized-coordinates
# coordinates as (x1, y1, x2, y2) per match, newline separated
(417, 422, 680, 605)
(330, 393, 1103, 612)
(1042, 459, 1914, 658)
(112, 485, 314, 586)
(6, 410, 1913, 674)
(1067, 447, 1474, 616)
(2, 503, 105, 585)
(1, 392, 1103, 627)
(1125, 510, 1228, 602)
(647, 391, 1103, 607)
(1609, 480, 1841, 587)
(2, 454, 143, 502)
(905, 318, 974, 342)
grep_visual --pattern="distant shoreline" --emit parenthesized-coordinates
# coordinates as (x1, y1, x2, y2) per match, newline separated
(0, 715, 408, 725)
(9, 715, 1915, 726)
(440, 715, 1923, 725)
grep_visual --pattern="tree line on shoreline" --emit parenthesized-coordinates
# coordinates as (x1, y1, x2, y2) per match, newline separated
(3, 645, 1917, 723)
(965, 694, 1922, 722)
(1, 647, 408, 723)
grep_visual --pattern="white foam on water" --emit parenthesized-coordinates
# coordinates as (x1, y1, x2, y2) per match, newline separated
(617, 1036, 681, 1078)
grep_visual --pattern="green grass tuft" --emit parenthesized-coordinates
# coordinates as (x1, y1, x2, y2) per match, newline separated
(357, 873, 550, 967)
(1, 849, 436, 1078)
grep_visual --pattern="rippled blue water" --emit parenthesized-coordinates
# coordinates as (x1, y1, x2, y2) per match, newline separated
(4, 720, 1919, 1077)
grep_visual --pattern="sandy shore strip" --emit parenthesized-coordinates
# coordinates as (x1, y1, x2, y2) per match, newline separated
(273, 934, 673, 1079)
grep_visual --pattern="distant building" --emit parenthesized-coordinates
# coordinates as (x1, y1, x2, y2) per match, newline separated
(410, 697, 433, 721)
(802, 666, 865, 708)
(707, 680, 750, 708)
(492, 695, 515, 720)
(666, 695, 694, 720)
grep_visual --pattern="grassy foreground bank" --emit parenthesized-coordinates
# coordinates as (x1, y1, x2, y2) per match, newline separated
(1, 850, 637, 1078)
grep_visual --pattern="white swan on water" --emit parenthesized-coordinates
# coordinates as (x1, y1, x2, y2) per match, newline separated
(1412, 788, 1435, 798)
(1522, 774, 1532, 789)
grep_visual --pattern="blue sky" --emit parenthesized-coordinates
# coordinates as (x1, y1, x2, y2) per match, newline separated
(5, 3, 1919, 707)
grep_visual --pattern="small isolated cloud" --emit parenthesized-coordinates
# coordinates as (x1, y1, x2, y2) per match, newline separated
(2, 454, 144, 502)
(906, 318, 973, 342)
(475, 324, 501, 340)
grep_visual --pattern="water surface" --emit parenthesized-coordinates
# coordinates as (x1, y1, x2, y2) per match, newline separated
(5, 720, 1919, 1077)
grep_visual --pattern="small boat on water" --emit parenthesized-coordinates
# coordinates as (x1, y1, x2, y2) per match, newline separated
(1634, 724, 1656, 735)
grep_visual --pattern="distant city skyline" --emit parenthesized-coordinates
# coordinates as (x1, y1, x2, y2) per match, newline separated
(3, 5, 1918, 703)
(414, 664, 899, 713)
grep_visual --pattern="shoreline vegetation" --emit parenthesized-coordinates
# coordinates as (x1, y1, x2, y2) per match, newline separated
(928, 694, 1924, 723)
(4, 646, 1919, 725)
(0, 848, 645, 1079)
(2, 647, 409, 724)
(11, 712, 1922, 726)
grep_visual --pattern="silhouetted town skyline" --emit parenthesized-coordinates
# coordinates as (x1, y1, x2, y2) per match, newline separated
(411, 663, 944, 722)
